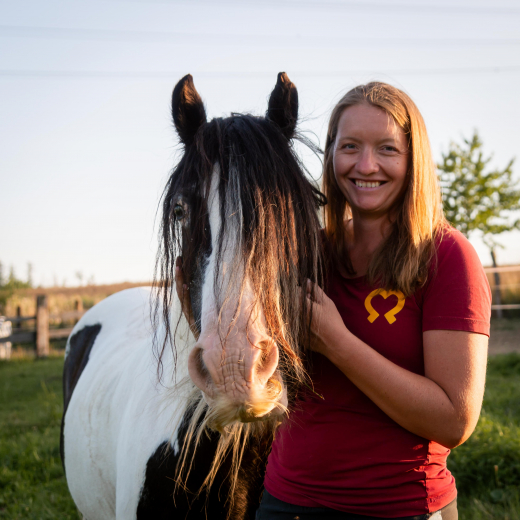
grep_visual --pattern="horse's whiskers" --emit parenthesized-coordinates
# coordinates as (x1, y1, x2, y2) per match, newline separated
(205, 379, 286, 432)
(172, 385, 278, 515)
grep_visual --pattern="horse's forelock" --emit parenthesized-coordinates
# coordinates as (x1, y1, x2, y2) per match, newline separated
(218, 117, 324, 384)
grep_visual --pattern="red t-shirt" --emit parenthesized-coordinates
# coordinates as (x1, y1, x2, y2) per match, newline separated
(265, 228, 491, 517)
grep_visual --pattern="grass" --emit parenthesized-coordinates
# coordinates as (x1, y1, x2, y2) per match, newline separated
(450, 353, 520, 519)
(0, 357, 80, 519)
(1, 354, 520, 519)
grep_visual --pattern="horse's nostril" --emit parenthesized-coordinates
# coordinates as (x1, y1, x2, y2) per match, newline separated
(196, 348, 207, 376)
(188, 347, 211, 395)
(256, 341, 279, 382)
(259, 345, 270, 366)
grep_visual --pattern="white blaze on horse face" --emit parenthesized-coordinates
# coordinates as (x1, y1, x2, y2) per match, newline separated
(187, 169, 285, 419)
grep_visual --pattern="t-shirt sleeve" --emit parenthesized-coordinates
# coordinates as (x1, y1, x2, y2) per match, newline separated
(421, 229, 491, 336)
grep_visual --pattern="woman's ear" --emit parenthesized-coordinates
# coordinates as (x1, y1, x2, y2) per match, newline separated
(172, 74, 207, 145)
(266, 72, 298, 139)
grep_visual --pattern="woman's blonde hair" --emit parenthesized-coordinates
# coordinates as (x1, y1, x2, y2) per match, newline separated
(323, 82, 445, 296)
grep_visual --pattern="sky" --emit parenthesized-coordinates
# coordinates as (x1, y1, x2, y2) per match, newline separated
(1, 0, 519, 287)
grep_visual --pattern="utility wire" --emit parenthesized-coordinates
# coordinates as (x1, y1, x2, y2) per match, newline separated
(1, 25, 519, 47)
(113, 0, 520, 16)
(1, 66, 520, 79)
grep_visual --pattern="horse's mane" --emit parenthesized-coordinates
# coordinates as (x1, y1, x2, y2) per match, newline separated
(152, 110, 325, 511)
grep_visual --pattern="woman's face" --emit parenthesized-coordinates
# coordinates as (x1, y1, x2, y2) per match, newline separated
(333, 103, 410, 221)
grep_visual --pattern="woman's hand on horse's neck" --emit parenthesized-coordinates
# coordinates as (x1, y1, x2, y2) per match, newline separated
(345, 212, 393, 276)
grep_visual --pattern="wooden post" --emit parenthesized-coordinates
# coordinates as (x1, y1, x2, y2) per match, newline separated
(74, 299, 83, 324)
(36, 295, 49, 358)
(16, 306, 21, 330)
(490, 249, 503, 319)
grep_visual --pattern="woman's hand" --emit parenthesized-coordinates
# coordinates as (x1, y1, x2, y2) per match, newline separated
(175, 257, 200, 340)
(304, 279, 350, 356)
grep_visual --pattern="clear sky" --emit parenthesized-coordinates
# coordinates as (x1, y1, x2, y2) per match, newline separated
(1, 0, 519, 286)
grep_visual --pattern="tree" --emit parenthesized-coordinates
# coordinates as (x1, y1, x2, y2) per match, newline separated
(438, 131, 520, 317)
(0, 264, 32, 314)
(27, 262, 33, 287)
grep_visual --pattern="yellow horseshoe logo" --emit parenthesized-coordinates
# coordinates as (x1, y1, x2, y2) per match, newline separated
(364, 289, 405, 324)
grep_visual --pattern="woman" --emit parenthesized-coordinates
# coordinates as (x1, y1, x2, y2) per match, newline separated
(257, 83, 491, 519)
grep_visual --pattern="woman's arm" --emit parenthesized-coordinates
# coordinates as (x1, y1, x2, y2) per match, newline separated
(307, 283, 488, 449)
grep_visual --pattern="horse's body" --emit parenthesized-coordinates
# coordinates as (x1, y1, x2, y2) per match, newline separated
(62, 288, 270, 519)
(62, 73, 324, 519)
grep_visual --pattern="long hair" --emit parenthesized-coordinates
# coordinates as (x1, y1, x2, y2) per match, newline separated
(152, 112, 325, 507)
(323, 82, 446, 295)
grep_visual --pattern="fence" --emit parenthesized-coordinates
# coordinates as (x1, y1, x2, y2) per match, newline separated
(484, 265, 520, 318)
(0, 295, 85, 357)
(0, 267, 517, 358)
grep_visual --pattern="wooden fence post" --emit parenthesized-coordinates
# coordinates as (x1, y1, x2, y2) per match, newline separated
(74, 299, 83, 325)
(36, 295, 49, 358)
(490, 249, 503, 319)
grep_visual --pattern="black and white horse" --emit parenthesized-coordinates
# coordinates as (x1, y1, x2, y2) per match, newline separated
(61, 73, 325, 519)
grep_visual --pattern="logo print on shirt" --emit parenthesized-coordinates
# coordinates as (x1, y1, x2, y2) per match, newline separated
(364, 289, 405, 324)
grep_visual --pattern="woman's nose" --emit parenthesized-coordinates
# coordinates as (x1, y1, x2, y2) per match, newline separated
(356, 148, 379, 175)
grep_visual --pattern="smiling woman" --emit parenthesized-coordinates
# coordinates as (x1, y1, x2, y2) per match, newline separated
(259, 82, 492, 520)
(322, 82, 442, 293)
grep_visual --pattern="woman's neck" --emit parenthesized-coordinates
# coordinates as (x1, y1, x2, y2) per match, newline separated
(345, 213, 393, 276)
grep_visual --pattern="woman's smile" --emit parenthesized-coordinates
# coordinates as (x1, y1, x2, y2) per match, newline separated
(351, 179, 387, 189)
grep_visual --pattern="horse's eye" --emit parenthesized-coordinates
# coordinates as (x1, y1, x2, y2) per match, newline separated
(173, 204, 185, 221)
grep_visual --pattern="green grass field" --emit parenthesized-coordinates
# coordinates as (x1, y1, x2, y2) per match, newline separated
(0, 357, 80, 519)
(1, 354, 520, 519)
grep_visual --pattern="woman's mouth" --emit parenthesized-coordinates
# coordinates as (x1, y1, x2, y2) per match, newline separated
(352, 179, 386, 189)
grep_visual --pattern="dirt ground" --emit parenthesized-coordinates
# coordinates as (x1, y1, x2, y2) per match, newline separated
(488, 319, 520, 355)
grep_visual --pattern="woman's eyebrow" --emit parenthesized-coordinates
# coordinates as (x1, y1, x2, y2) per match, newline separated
(336, 135, 361, 142)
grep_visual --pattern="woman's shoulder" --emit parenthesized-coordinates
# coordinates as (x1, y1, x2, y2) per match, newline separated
(434, 225, 482, 271)
(421, 225, 491, 335)
(424, 223, 490, 298)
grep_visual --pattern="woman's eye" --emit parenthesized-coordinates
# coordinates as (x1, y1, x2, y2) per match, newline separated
(382, 146, 398, 153)
(342, 143, 356, 150)
(173, 204, 185, 221)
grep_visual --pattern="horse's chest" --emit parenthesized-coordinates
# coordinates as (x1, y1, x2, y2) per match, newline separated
(136, 417, 272, 520)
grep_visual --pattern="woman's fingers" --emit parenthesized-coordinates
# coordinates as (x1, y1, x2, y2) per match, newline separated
(302, 282, 322, 329)
(305, 278, 325, 304)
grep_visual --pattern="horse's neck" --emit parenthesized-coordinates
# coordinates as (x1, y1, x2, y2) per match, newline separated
(156, 295, 195, 385)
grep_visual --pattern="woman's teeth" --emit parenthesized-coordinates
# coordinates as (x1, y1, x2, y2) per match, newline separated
(355, 180, 382, 188)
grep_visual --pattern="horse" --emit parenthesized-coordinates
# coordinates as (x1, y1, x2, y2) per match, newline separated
(61, 72, 325, 519)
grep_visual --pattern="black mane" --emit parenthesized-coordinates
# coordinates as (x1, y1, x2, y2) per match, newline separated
(154, 111, 325, 385)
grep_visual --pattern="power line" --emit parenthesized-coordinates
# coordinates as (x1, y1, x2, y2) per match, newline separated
(1, 66, 519, 79)
(114, 0, 520, 16)
(1, 25, 519, 47)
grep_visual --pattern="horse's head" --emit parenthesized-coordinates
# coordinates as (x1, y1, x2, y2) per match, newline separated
(156, 73, 325, 433)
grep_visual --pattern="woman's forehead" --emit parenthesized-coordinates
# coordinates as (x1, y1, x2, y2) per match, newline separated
(336, 104, 405, 142)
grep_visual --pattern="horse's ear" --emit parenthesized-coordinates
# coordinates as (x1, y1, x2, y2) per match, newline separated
(172, 74, 207, 145)
(266, 72, 298, 139)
